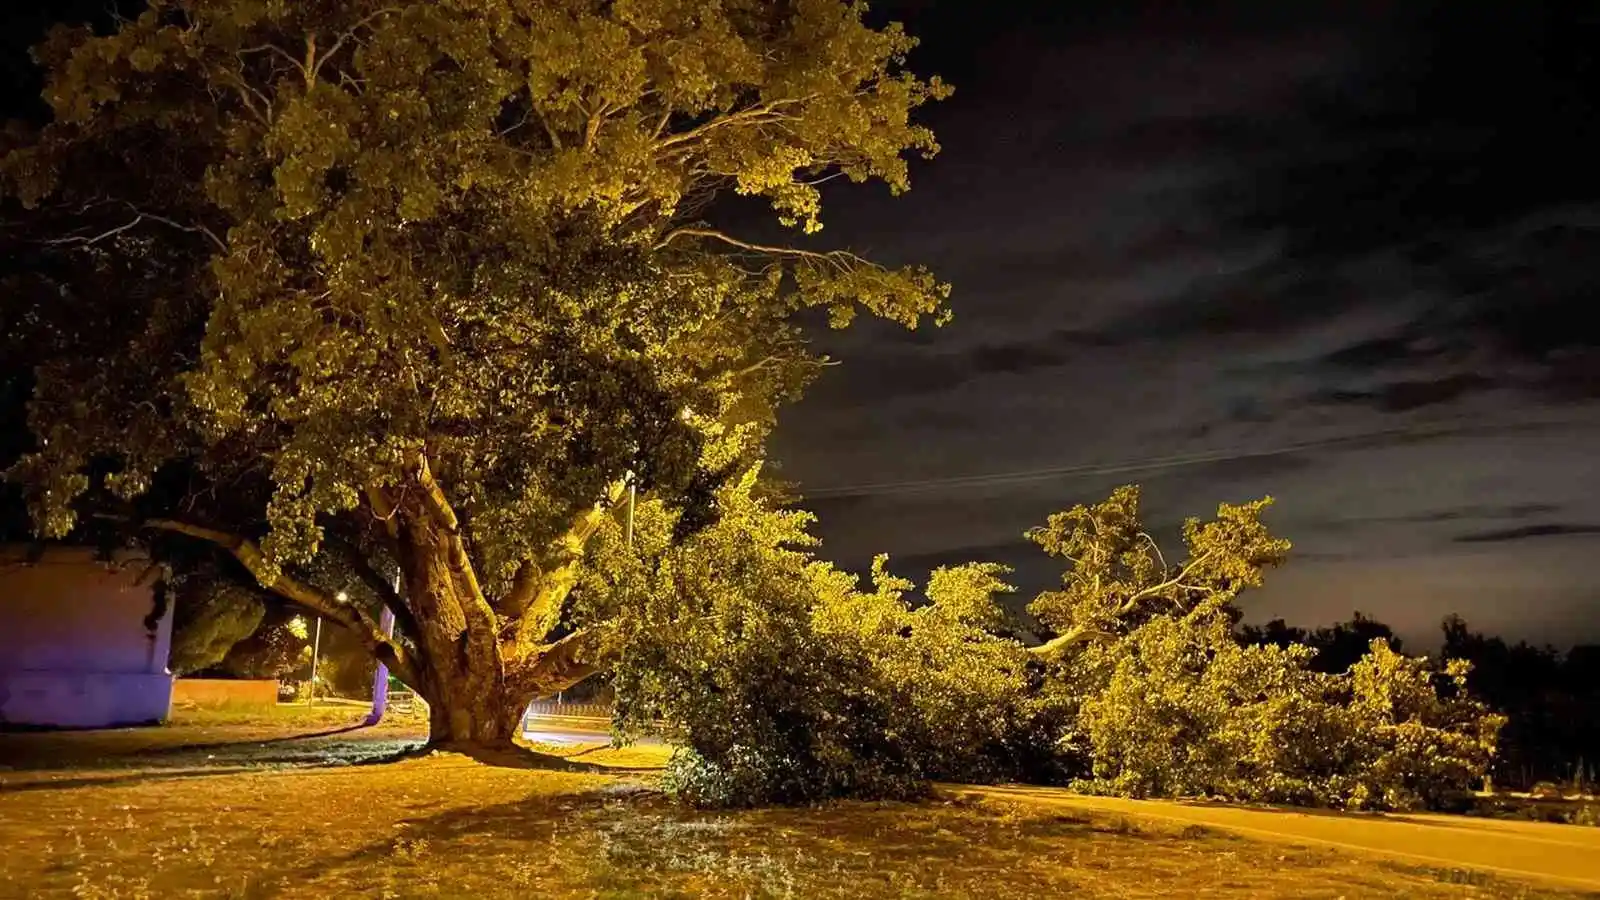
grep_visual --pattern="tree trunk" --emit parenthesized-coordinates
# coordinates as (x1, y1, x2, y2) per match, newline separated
(385, 472, 613, 756)
(423, 683, 526, 750)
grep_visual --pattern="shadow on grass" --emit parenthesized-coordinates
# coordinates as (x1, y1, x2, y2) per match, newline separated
(0, 765, 268, 793)
(255, 786, 1208, 899)
(257, 787, 646, 898)
(0, 741, 661, 797)
(141, 723, 374, 758)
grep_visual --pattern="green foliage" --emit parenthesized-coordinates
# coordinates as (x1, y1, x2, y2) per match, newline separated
(603, 470, 924, 806)
(811, 557, 1062, 784)
(0, 0, 950, 717)
(1026, 485, 1291, 649)
(1338, 643, 1504, 810)
(167, 572, 268, 675)
(212, 608, 312, 679)
(603, 466, 1055, 805)
(1037, 486, 1504, 811)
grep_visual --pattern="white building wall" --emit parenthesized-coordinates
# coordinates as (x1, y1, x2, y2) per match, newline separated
(0, 548, 174, 728)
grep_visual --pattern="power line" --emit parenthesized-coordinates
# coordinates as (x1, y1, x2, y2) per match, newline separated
(801, 416, 1581, 500)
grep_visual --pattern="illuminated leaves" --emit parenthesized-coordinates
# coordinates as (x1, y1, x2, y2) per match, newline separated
(1027, 485, 1290, 653)
(1035, 486, 1502, 810)
(2, 0, 950, 600)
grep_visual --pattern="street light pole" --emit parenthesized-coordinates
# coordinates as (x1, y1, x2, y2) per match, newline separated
(307, 616, 323, 706)
(625, 475, 637, 548)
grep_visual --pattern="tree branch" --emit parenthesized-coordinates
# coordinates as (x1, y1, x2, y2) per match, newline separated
(1028, 624, 1117, 657)
(1029, 549, 1219, 659)
(520, 626, 616, 697)
(500, 560, 543, 619)
(328, 535, 420, 643)
(43, 207, 227, 254)
(142, 519, 418, 684)
(408, 453, 501, 663)
(652, 227, 869, 274)
(410, 454, 488, 607)
(653, 99, 808, 152)
(238, 42, 307, 80)
(507, 478, 630, 650)
(1117, 550, 1215, 614)
(307, 7, 402, 84)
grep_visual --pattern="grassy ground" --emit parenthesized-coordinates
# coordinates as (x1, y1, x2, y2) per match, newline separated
(1, 711, 1594, 899)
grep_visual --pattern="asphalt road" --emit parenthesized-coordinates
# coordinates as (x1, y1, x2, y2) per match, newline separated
(521, 715, 662, 747)
(950, 784, 1600, 892)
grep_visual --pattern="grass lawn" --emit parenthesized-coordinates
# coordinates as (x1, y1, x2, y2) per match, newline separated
(0, 709, 1591, 899)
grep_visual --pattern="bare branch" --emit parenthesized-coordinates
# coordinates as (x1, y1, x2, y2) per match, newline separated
(43, 208, 227, 254)
(583, 99, 610, 152)
(238, 42, 307, 80)
(364, 482, 401, 541)
(653, 227, 869, 274)
(508, 478, 630, 648)
(1139, 531, 1168, 578)
(222, 68, 274, 123)
(327, 534, 419, 642)
(409, 454, 495, 618)
(500, 559, 542, 618)
(1028, 625, 1117, 657)
(308, 7, 403, 84)
(45, 218, 143, 247)
(1118, 549, 1215, 613)
(131, 208, 229, 253)
(1029, 549, 1220, 659)
(653, 99, 810, 152)
(533, 107, 564, 150)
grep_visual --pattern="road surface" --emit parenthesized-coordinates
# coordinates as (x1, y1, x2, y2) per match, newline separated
(949, 784, 1600, 892)
(521, 715, 663, 747)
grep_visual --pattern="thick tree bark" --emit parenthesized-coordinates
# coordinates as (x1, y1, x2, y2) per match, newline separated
(144, 460, 622, 757)
(376, 460, 626, 752)
(398, 513, 607, 752)
(421, 676, 525, 749)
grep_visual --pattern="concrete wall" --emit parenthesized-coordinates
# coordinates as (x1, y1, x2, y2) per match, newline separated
(0, 547, 174, 728)
(172, 678, 279, 711)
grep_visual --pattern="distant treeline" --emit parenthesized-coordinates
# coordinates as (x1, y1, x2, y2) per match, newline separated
(1239, 612, 1600, 790)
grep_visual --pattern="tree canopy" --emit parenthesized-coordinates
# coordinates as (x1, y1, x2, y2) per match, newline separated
(1, 0, 951, 746)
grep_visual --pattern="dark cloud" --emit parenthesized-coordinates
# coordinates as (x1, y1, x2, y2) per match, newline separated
(1201, 2, 1600, 400)
(1393, 504, 1562, 525)
(1309, 374, 1498, 413)
(1107, 263, 1363, 341)
(888, 540, 1038, 574)
(1453, 524, 1600, 545)
(770, 1, 1600, 645)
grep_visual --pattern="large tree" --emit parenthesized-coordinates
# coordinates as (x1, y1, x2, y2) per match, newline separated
(0, 0, 950, 749)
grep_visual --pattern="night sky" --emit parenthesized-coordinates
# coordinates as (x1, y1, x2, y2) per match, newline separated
(769, 1, 1600, 648)
(4, 2, 1599, 647)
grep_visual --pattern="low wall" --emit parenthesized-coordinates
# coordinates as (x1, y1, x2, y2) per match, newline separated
(171, 678, 280, 710)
